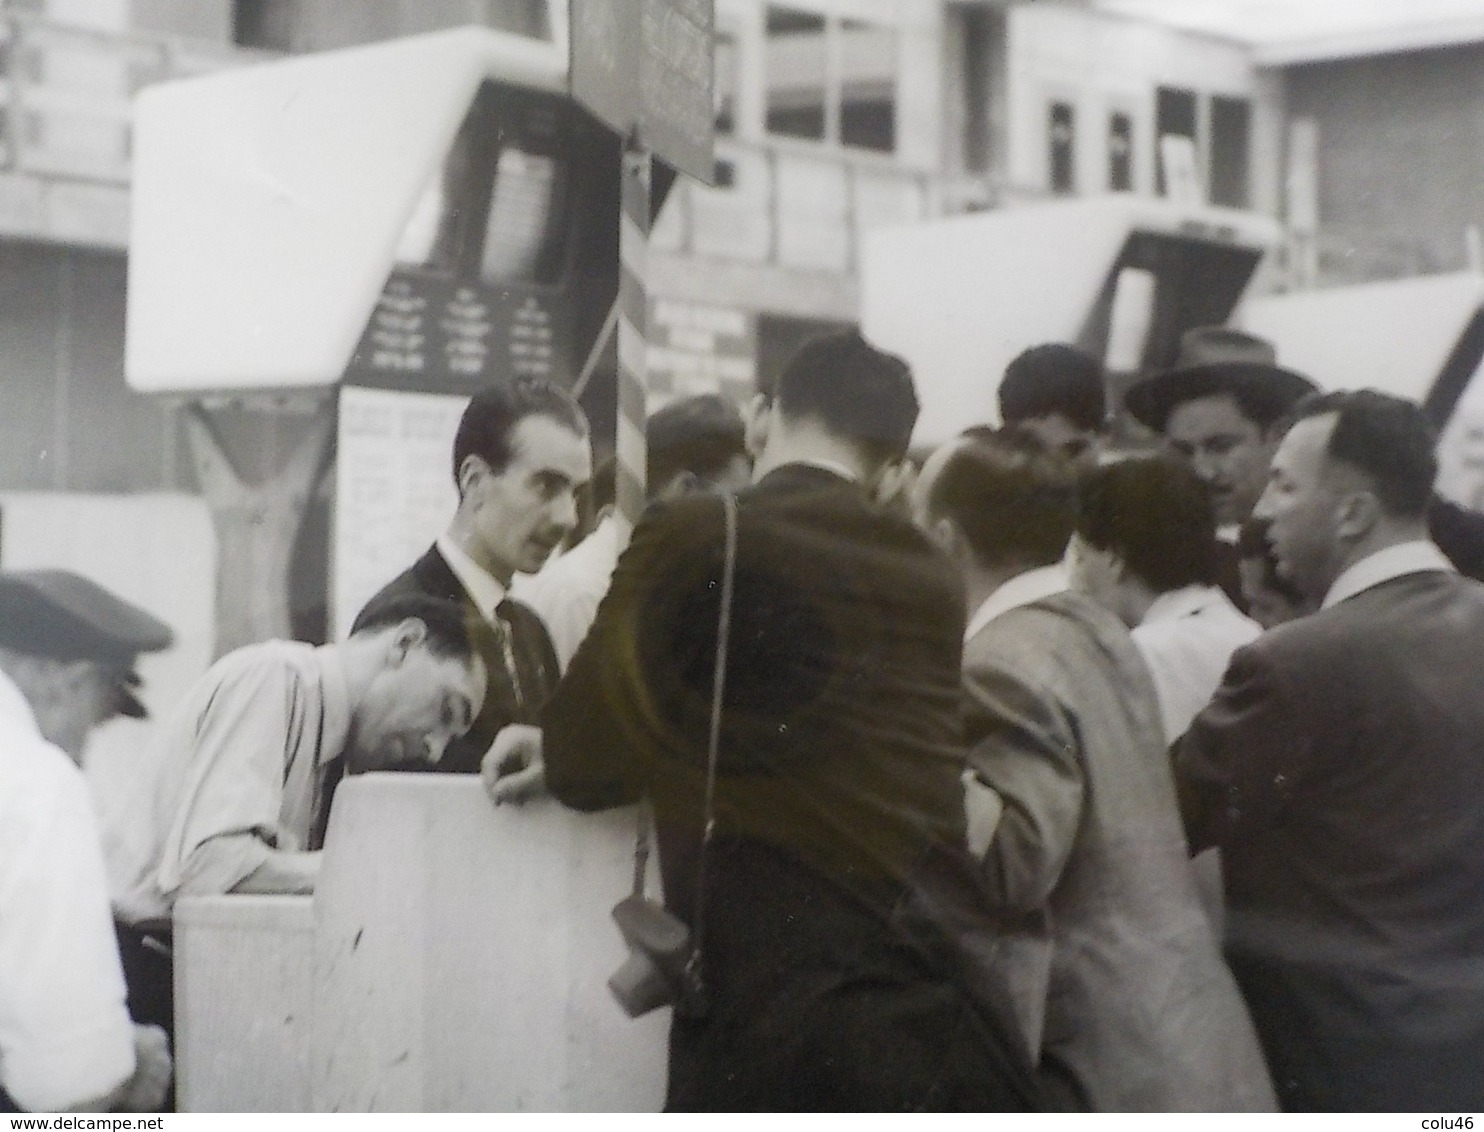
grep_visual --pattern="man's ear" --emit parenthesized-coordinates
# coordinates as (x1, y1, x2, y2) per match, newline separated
(456, 455, 489, 502)
(744, 394, 772, 460)
(388, 617, 429, 665)
(872, 459, 917, 510)
(929, 514, 964, 561)
(1335, 490, 1381, 542)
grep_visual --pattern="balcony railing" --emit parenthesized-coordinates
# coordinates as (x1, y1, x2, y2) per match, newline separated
(0, 11, 273, 185)
(651, 133, 1050, 274)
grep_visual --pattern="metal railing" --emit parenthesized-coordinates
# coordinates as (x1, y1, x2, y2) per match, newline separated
(0, 11, 274, 184)
(649, 133, 1047, 273)
(0, 10, 1046, 275)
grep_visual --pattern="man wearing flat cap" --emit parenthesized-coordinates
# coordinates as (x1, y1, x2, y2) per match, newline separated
(0, 570, 173, 1112)
(0, 570, 173, 761)
(1124, 329, 1319, 609)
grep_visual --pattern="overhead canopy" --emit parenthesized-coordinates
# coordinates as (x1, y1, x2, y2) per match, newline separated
(126, 26, 567, 394)
(861, 195, 1279, 447)
(1095, 0, 1484, 65)
(1239, 271, 1484, 416)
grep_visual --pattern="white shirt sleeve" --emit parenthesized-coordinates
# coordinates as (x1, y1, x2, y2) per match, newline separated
(0, 743, 135, 1112)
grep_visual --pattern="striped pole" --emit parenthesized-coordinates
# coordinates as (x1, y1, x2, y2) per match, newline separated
(616, 141, 651, 529)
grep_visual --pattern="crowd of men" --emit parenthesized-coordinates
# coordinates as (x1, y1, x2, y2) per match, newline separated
(3, 325, 1483, 1113)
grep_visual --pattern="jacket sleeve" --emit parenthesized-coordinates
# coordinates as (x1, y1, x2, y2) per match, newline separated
(962, 661, 1085, 912)
(540, 504, 692, 812)
(1174, 640, 1311, 854)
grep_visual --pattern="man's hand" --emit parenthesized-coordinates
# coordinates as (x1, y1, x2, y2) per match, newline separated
(117, 1024, 171, 1111)
(481, 724, 546, 807)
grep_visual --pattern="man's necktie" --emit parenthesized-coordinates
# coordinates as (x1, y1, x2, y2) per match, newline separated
(491, 599, 526, 711)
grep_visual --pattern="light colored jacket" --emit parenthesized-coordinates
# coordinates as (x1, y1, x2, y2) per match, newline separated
(964, 589, 1275, 1111)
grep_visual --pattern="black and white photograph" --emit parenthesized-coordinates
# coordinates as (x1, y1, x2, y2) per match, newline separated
(3, 0, 1484, 1117)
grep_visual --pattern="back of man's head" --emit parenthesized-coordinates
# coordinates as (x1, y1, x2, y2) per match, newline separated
(352, 593, 481, 663)
(928, 428, 1077, 571)
(999, 343, 1105, 434)
(647, 394, 750, 495)
(1076, 453, 1218, 594)
(774, 331, 919, 470)
(1287, 389, 1437, 519)
(451, 376, 589, 484)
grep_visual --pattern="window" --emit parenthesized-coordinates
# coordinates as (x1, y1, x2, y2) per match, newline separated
(232, 0, 294, 51)
(764, 7, 899, 154)
(714, 29, 739, 135)
(1155, 86, 1197, 197)
(765, 7, 827, 141)
(1210, 96, 1251, 208)
(1109, 111, 1133, 192)
(1049, 101, 1076, 194)
(838, 19, 896, 153)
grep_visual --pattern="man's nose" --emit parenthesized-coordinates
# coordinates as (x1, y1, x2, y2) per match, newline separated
(550, 490, 579, 532)
(423, 731, 450, 764)
(1252, 486, 1277, 520)
(1190, 450, 1224, 484)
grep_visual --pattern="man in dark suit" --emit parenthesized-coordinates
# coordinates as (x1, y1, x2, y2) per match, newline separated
(1175, 389, 1484, 1110)
(352, 376, 590, 774)
(494, 332, 1043, 1111)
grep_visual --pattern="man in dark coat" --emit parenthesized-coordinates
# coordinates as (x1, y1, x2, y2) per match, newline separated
(1175, 389, 1484, 1110)
(352, 376, 590, 775)
(494, 332, 1044, 1111)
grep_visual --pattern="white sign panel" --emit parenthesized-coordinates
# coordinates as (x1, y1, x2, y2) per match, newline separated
(333, 386, 469, 639)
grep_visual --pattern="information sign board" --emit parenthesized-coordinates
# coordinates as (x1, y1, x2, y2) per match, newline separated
(570, 0, 716, 183)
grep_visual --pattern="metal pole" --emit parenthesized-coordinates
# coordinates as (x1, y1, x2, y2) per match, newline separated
(616, 140, 651, 528)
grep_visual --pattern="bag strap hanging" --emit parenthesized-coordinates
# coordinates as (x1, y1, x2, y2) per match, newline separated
(629, 491, 739, 959)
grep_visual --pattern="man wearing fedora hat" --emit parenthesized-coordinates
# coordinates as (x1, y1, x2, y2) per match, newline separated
(1131, 325, 1484, 592)
(0, 569, 173, 1112)
(1124, 327, 1320, 609)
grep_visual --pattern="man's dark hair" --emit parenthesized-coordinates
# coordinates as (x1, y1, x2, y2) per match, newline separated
(647, 394, 749, 490)
(775, 331, 919, 467)
(1288, 389, 1438, 518)
(999, 344, 1105, 433)
(928, 429, 1077, 569)
(352, 593, 480, 662)
(1077, 454, 1218, 593)
(451, 376, 588, 485)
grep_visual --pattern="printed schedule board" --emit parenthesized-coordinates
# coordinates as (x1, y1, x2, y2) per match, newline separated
(343, 272, 571, 395)
(332, 386, 469, 639)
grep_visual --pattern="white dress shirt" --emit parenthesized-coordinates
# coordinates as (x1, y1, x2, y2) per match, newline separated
(0, 671, 135, 1111)
(435, 532, 506, 624)
(1322, 540, 1455, 610)
(510, 515, 628, 670)
(1132, 584, 1261, 744)
(963, 563, 1069, 643)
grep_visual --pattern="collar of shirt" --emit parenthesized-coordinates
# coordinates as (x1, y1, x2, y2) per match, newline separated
(1140, 583, 1230, 627)
(1217, 523, 1241, 544)
(965, 563, 1069, 642)
(1321, 539, 1455, 610)
(790, 458, 861, 483)
(311, 644, 353, 769)
(436, 531, 507, 622)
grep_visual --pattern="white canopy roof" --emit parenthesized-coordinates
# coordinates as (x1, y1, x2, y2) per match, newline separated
(1239, 271, 1484, 405)
(126, 26, 566, 394)
(1096, 0, 1484, 65)
(861, 194, 1279, 448)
